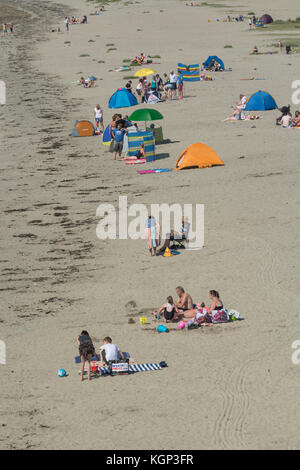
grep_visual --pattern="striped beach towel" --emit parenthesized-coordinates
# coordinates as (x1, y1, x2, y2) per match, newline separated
(80, 362, 167, 375)
(177, 63, 200, 82)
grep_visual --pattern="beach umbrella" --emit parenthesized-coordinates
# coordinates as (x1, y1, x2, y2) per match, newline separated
(134, 68, 156, 78)
(129, 108, 163, 129)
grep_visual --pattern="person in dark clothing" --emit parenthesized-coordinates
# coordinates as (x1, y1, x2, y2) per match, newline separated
(77, 330, 97, 381)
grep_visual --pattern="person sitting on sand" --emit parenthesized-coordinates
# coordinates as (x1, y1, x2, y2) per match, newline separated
(223, 106, 244, 122)
(237, 94, 248, 110)
(77, 330, 97, 382)
(157, 217, 190, 254)
(99, 336, 125, 365)
(155, 296, 180, 323)
(276, 105, 290, 125)
(175, 286, 193, 311)
(281, 112, 292, 128)
(252, 45, 258, 54)
(291, 110, 300, 127)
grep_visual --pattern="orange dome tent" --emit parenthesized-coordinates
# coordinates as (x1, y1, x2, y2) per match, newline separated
(175, 143, 224, 170)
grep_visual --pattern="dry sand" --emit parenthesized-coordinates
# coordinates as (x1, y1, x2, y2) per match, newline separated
(0, 0, 300, 450)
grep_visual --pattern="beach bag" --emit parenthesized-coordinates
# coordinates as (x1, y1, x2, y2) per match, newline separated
(228, 309, 241, 321)
(110, 360, 129, 376)
(211, 308, 229, 323)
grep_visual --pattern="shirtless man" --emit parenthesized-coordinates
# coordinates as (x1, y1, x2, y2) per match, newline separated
(174, 286, 193, 311)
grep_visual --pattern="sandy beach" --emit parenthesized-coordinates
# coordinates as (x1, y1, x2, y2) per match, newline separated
(1, 0, 300, 450)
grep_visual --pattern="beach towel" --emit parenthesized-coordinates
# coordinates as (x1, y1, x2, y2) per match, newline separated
(137, 169, 172, 174)
(125, 158, 146, 165)
(80, 362, 167, 375)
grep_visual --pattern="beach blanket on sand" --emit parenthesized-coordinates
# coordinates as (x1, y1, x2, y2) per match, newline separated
(80, 362, 167, 375)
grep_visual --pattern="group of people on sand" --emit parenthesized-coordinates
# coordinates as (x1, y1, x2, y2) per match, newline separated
(2, 23, 13, 35)
(154, 288, 228, 325)
(132, 71, 183, 103)
(65, 15, 87, 31)
(202, 59, 223, 72)
(276, 105, 300, 128)
(77, 332, 125, 381)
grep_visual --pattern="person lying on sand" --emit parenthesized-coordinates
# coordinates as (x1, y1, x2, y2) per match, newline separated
(174, 286, 193, 311)
(77, 330, 97, 382)
(99, 336, 125, 366)
(155, 296, 180, 323)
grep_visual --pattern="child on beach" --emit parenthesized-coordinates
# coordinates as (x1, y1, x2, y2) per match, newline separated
(77, 330, 97, 382)
(156, 296, 179, 323)
(112, 123, 128, 160)
(94, 104, 104, 134)
(99, 337, 125, 365)
(178, 74, 184, 100)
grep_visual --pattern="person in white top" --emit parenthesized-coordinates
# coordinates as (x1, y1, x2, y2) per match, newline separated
(169, 71, 178, 99)
(281, 113, 291, 128)
(237, 94, 247, 110)
(94, 104, 104, 133)
(100, 336, 125, 364)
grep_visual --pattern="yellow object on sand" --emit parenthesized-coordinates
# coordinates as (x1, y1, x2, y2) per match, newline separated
(139, 317, 147, 325)
(175, 142, 224, 170)
(163, 247, 173, 257)
(134, 68, 156, 77)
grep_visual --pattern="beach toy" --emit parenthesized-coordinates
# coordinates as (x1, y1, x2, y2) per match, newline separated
(157, 324, 169, 333)
(177, 321, 185, 330)
(163, 247, 173, 257)
(58, 368, 67, 377)
(139, 317, 147, 325)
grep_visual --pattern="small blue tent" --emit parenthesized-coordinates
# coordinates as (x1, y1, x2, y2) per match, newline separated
(245, 90, 277, 111)
(108, 88, 138, 109)
(204, 56, 225, 70)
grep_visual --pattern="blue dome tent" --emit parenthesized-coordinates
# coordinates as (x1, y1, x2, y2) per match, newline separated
(245, 90, 277, 111)
(204, 56, 225, 70)
(108, 88, 138, 109)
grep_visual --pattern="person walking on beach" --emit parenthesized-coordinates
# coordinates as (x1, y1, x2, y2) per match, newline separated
(9, 22, 13, 33)
(77, 330, 97, 382)
(65, 17, 70, 32)
(94, 104, 104, 134)
(278, 40, 282, 53)
(2, 24, 7, 35)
